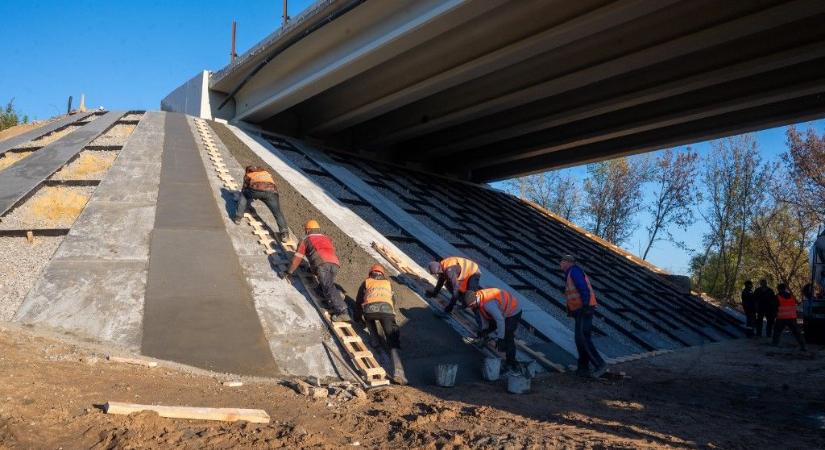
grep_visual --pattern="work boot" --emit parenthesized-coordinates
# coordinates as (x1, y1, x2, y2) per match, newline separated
(591, 364, 609, 379)
(232, 217, 243, 225)
(390, 349, 408, 385)
(330, 312, 352, 323)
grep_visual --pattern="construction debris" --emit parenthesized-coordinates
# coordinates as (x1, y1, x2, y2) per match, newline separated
(107, 356, 158, 368)
(103, 401, 270, 424)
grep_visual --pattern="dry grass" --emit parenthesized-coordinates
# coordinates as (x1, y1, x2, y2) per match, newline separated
(0, 121, 48, 142)
(52, 151, 118, 180)
(21, 187, 90, 225)
(16, 125, 81, 149)
(90, 123, 137, 146)
(0, 151, 34, 171)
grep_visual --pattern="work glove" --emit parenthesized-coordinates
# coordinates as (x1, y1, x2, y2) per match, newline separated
(279, 271, 293, 282)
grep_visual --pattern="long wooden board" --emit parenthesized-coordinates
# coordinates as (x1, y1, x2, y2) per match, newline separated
(104, 401, 270, 423)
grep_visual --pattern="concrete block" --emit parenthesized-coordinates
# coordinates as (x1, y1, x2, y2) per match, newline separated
(54, 202, 155, 261)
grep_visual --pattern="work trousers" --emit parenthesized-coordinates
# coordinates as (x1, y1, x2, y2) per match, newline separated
(755, 312, 776, 337)
(235, 189, 289, 234)
(574, 309, 605, 371)
(503, 311, 522, 367)
(364, 311, 401, 349)
(744, 309, 756, 337)
(772, 319, 806, 349)
(316, 263, 347, 315)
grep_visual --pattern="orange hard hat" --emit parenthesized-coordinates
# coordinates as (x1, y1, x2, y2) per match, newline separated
(369, 264, 385, 276)
(304, 219, 320, 231)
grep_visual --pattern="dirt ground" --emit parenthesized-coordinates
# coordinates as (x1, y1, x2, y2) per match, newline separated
(0, 323, 822, 449)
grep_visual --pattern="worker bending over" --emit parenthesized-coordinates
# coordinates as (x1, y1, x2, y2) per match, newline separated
(355, 264, 407, 385)
(471, 287, 522, 373)
(773, 283, 807, 351)
(426, 256, 481, 313)
(234, 166, 290, 243)
(284, 220, 351, 322)
(561, 254, 607, 379)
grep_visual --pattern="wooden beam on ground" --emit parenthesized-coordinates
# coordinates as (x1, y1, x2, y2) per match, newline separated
(107, 356, 158, 368)
(103, 401, 270, 423)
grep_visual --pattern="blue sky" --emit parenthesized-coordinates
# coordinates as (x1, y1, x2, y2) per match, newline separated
(2, 1, 823, 274)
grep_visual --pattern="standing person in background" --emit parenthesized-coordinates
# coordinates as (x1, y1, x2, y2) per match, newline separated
(741, 280, 756, 337)
(773, 283, 807, 351)
(560, 255, 607, 379)
(355, 264, 407, 385)
(754, 279, 778, 337)
(234, 166, 290, 243)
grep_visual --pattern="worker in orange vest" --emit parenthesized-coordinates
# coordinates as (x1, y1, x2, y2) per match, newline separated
(561, 254, 607, 379)
(234, 166, 290, 243)
(426, 256, 482, 313)
(772, 283, 807, 351)
(355, 264, 407, 385)
(469, 287, 522, 372)
(284, 220, 350, 322)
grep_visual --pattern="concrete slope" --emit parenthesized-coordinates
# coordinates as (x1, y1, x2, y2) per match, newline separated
(0, 111, 96, 156)
(140, 113, 278, 376)
(211, 122, 486, 385)
(15, 112, 164, 348)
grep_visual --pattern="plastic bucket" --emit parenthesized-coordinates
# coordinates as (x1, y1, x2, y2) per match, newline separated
(482, 357, 501, 381)
(507, 373, 531, 394)
(435, 363, 458, 387)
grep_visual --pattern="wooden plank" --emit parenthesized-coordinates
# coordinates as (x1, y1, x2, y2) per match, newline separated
(107, 356, 158, 368)
(104, 401, 270, 423)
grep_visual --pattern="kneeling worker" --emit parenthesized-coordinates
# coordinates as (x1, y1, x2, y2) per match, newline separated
(471, 287, 522, 372)
(356, 264, 407, 385)
(426, 256, 481, 313)
(234, 165, 290, 243)
(284, 219, 351, 322)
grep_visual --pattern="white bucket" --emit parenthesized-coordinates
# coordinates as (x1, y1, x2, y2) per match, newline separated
(507, 373, 531, 394)
(526, 361, 541, 378)
(435, 363, 458, 387)
(482, 357, 501, 381)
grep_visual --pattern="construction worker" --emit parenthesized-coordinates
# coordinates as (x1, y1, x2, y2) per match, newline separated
(234, 165, 290, 243)
(426, 256, 481, 313)
(355, 264, 407, 385)
(470, 287, 522, 372)
(754, 279, 778, 337)
(741, 280, 756, 337)
(772, 283, 807, 351)
(560, 254, 607, 379)
(283, 219, 351, 322)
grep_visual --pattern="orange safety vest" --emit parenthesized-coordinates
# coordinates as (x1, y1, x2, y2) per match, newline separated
(777, 294, 797, 320)
(440, 256, 480, 292)
(476, 288, 519, 320)
(363, 278, 393, 307)
(565, 269, 597, 313)
(246, 170, 276, 191)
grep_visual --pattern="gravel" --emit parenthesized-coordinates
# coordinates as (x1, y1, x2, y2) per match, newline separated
(51, 150, 119, 180)
(119, 113, 145, 121)
(89, 123, 136, 147)
(0, 236, 63, 321)
(14, 124, 84, 149)
(0, 186, 95, 230)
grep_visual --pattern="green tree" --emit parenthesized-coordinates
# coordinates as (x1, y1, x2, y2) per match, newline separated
(0, 99, 28, 131)
(583, 157, 649, 245)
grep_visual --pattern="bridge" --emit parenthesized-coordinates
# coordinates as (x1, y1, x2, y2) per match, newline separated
(165, 0, 825, 181)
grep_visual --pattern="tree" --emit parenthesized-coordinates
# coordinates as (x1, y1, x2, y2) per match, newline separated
(693, 134, 771, 301)
(642, 148, 699, 260)
(0, 99, 28, 131)
(783, 126, 825, 223)
(582, 156, 649, 245)
(504, 171, 583, 222)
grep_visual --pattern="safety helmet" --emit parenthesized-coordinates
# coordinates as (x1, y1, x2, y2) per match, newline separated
(368, 264, 385, 277)
(304, 219, 320, 231)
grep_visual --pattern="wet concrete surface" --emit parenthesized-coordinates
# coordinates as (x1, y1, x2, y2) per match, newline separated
(211, 122, 485, 385)
(141, 114, 278, 376)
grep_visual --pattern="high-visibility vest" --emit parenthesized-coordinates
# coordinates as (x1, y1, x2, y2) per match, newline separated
(565, 268, 597, 313)
(246, 170, 276, 191)
(440, 257, 480, 292)
(363, 278, 393, 307)
(777, 294, 797, 320)
(476, 288, 519, 320)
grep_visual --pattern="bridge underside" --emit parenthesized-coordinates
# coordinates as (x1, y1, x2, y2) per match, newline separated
(210, 0, 825, 182)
